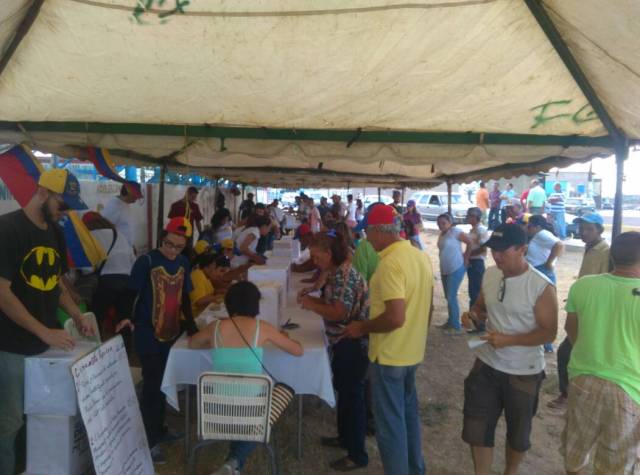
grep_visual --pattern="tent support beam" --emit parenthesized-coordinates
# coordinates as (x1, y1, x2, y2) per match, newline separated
(0, 121, 614, 148)
(523, 0, 623, 142)
(612, 143, 628, 238)
(524, 0, 628, 237)
(156, 163, 167, 247)
(0, 0, 45, 79)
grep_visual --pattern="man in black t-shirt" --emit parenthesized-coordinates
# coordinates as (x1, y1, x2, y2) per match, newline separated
(0, 169, 92, 475)
(239, 192, 255, 220)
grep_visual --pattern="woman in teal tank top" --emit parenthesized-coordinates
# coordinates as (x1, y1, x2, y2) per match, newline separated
(189, 281, 303, 474)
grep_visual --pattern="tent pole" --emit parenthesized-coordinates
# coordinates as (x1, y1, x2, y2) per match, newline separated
(612, 144, 628, 238)
(0, 0, 45, 79)
(447, 181, 453, 215)
(401, 187, 406, 209)
(156, 164, 167, 247)
(377, 188, 381, 202)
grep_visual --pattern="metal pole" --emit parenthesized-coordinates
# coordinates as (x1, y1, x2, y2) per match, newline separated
(377, 187, 381, 202)
(447, 180, 453, 215)
(401, 187, 406, 209)
(156, 164, 167, 247)
(612, 144, 628, 238)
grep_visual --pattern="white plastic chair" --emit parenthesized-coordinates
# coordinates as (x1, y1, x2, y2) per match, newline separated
(63, 311, 101, 343)
(188, 372, 279, 475)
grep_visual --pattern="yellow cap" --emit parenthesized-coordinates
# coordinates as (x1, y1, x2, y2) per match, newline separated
(38, 169, 68, 194)
(194, 240, 210, 255)
(220, 238, 234, 249)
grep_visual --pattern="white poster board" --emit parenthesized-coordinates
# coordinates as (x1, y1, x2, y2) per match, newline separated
(71, 336, 154, 475)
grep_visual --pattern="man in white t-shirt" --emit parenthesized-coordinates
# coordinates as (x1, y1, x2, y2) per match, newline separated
(101, 182, 142, 250)
(461, 224, 557, 475)
(346, 194, 357, 228)
(465, 207, 489, 332)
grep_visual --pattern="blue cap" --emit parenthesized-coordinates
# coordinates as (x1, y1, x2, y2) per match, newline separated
(576, 212, 604, 226)
(62, 172, 88, 210)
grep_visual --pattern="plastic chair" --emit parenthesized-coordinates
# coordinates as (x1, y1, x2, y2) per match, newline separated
(63, 311, 101, 344)
(188, 372, 279, 475)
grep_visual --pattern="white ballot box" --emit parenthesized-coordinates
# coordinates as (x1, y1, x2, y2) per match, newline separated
(249, 264, 290, 296)
(24, 341, 97, 416)
(256, 281, 284, 327)
(291, 239, 301, 259)
(272, 240, 292, 257)
(26, 413, 92, 475)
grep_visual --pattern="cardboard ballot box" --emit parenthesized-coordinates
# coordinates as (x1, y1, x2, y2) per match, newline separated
(249, 263, 290, 296)
(24, 341, 97, 416)
(255, 281, 285, 327)
(26, 413, 92, 475)
(272, 240, 292, 257)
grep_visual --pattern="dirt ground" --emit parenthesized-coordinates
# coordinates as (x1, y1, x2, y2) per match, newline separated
(157, 234, 584, 475)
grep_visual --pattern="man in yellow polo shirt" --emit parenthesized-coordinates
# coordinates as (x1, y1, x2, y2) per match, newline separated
(343, 204, 433, 475)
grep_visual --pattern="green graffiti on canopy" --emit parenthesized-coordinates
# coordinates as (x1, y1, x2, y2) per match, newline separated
(530, 100, 598, 129)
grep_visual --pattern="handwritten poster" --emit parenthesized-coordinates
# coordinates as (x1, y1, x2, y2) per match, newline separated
(71, 336, 154, 475)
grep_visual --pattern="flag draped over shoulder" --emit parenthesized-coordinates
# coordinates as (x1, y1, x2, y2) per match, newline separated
(85, 147, 142, 197)
(0, 145, 106, 270)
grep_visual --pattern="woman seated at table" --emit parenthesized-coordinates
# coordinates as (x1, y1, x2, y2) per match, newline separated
(298, 231, 370, 471)
(188, 281, 304, 474)
(189, 253, 231, 317)
(232, 214, 272, 267)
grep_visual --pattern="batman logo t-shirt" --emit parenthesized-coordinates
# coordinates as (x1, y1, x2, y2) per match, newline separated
(0, 210, 67, 355)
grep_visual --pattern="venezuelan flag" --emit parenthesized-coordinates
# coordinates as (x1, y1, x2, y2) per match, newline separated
(86, 147, 125, 182)
(61, 211, 106, 268)
(0, 145, 43, 206)
(0, 145, 106, 270)
(85, 146, 142, 198)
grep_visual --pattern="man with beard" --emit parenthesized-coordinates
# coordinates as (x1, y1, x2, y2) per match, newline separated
(0, 170, 93, 474)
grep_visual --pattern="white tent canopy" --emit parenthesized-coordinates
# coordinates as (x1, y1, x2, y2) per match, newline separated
(1, 0, 639, 186)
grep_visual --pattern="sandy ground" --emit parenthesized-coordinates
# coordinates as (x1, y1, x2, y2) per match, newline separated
(157, 234, 583, 475)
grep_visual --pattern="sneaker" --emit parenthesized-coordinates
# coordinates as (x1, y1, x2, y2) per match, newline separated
(150, 445, 167, 465)
(547, 395, 568, 410)
(211, 459, 239, 475)
(443, 327, 464, 336)
(436, 323, 451, 330)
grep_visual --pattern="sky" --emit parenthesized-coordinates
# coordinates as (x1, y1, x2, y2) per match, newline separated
(554, 147, 640, 198)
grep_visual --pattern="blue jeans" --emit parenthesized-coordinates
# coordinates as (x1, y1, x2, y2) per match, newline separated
(488, 208, 500, 230)
(371, 362, 425, 475)
(0, 351, 26, 475)
(467, 259, 486, 331)
(534, 265, 556, 352)
(551, 212, 566, 240)
(442, 265, 466, 330)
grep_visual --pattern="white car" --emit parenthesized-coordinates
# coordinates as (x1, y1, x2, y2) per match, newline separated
(410, 191, 472, 223)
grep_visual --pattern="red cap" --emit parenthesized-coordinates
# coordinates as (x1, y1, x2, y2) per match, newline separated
(367, 204, 397, 226)
(298, 223, 312, 236)
(165, 217, 192, 237)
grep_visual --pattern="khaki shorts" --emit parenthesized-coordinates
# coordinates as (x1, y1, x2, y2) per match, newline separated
(561, 375, 640, 474)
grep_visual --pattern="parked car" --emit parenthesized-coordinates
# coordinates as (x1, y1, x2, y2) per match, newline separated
(564, 197, 596, 216)
(410, 191, 472, 223)
(565, 216, 582, 240)
(600, 199, 613, 210)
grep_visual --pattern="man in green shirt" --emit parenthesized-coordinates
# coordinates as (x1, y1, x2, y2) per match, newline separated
(526, 179, 546, 215)
(561, 232, 640, 475)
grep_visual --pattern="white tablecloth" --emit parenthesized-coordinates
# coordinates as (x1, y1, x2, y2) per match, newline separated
(161, 307, 335, 410)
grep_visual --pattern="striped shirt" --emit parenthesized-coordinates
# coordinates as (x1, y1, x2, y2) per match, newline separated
(547, 192, 565, 213)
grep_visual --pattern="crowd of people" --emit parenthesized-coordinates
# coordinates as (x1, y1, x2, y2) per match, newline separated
(0, 173, 637, 475)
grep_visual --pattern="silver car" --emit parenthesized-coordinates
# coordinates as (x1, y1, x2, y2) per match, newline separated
(411, 191, 472, 224)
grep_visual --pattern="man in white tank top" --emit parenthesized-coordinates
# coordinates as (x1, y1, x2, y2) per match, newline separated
(460, 224, 558, 475)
